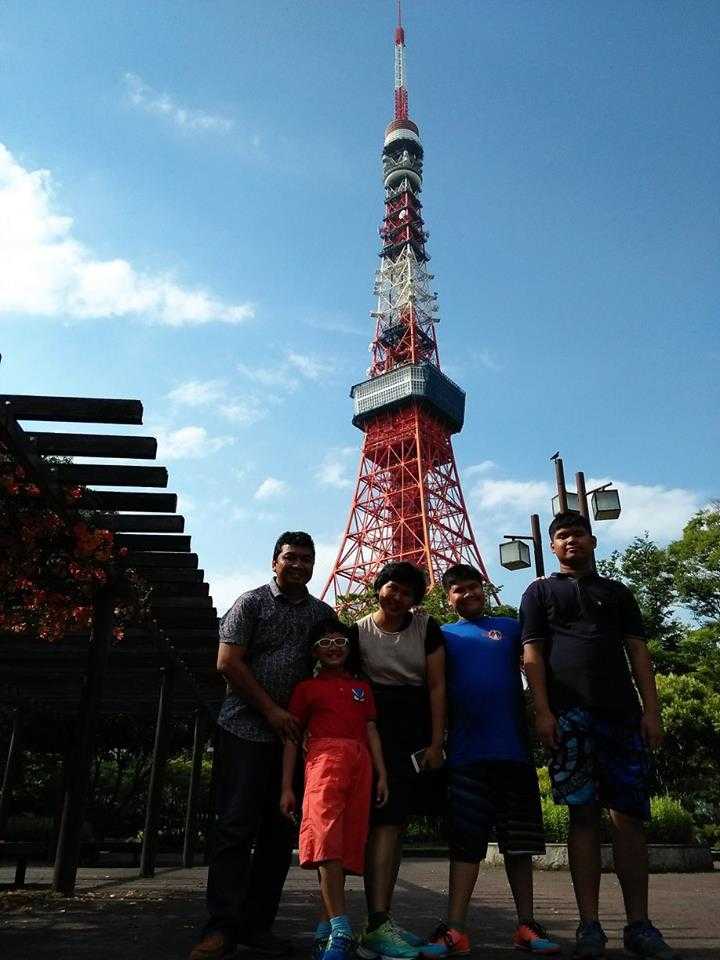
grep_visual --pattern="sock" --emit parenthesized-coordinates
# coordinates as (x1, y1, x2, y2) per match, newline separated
(330, 915, 352, 937)
(315, 921, 331, 940)
(368, 912, 389, 932)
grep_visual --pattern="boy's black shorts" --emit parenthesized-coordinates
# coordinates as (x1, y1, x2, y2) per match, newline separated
(448, 760, 546, 863)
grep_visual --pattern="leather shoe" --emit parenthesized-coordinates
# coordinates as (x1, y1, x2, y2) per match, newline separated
(189, 932, 236, 960)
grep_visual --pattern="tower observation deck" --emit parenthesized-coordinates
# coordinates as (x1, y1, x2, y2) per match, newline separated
(323, 5, 492, 609)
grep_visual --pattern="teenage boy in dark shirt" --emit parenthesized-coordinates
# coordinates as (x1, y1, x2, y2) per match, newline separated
(520, 512, 679, 960)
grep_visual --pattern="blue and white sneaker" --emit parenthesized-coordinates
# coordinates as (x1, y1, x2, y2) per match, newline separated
(312, 936, 330, 960)
(324, 932, 355, 960)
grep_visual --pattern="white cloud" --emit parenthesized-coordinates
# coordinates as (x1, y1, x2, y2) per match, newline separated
(468, 472, 701, 548)
(254, 477, 289, 501)
(309, 538, 342, 598)
(304, 315, 366, 337)
(315, 447, 356, 489)
(287, 352, 333, 380)
(123, 72, 233, 134)
(155, 425, 234, 461)
(237, 361, 289, 388)
(586, 478, 702, 545)
(176, 493, 196, 516)
(463, 460, 497, 478)
(218, 398, 266, 425)
(167, 379, 226, 406)
(209, 537, 340, 615)
(0, 142, 254, 325)
(209, 567, 269, 616)
(475, 349, 500, 372)
(236, 351, 333, 392)
(473, 478, 552, 513)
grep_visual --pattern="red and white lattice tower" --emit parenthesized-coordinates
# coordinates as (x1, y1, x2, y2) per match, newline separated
(323, 4, 492, 607)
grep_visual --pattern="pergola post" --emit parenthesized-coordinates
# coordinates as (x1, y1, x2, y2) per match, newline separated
(53, 587, 113, 895)
(203, 725, 220, 865)
(182, 711, 208, 868)
(140, 664, 175, 877)
(0, 709, 23, 833)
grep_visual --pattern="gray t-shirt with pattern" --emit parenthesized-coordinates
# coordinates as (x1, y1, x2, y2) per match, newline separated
(217, 579, 335, 742)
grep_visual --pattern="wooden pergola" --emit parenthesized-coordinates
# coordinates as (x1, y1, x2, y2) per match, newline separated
(0, 393, 225, 894)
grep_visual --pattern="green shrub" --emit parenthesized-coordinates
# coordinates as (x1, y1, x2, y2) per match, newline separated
(698, 824, 720, 847)
(403, 816, 447, 844)
(536, 766, 551, 799)
(540, 795, 696, 844)
(541, 798, 569, 842)
(4, 815, 55, 843)
(646, 796, 697, 843)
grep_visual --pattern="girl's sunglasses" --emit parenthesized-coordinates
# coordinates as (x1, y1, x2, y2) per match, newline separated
(315, 637, 349, 649)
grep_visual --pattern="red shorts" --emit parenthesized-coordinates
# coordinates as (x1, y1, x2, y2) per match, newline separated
(299, 737, 373, 875)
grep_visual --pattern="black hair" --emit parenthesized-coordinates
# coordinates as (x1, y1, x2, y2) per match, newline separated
(272, 531, 315, 562)
(373, 561, 427, 604)
(441, 563, 484, 590)
(548, 511, 592, 540)
(308, 617, 363, 677)
(307, 617, 352, 646)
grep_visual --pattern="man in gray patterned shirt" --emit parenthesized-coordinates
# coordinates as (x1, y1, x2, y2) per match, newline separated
(191, 532, 335, 960)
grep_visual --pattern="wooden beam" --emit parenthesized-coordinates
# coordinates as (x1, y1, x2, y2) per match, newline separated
(138, 627, 218, 642)
(79, 491, 177, 513)
(149, 581, 209, 598)
(26, 432, 157, 459)
(182, 712, 207, 868)
(0, 710, 22, 832)
(54, 464, 168, 488)
(138, 568, 204, 583)
(140, 666, 175, 877)
(53, 588, 114, 895)
(155, 607, 218, 627)
(90, 514, 185, 533)
(0, 395, 143, 425)
(116, 533, 191, 552)
(123, 552, 198, 568)
(151, 596, 213, 609)
(204, 726, 220, 865)
(0, 408, 67, 511)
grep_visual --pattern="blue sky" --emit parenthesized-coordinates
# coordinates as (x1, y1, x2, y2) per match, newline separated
(1, 0, 718, 612)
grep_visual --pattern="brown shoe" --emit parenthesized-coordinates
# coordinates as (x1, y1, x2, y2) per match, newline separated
(189, 932, 235, 960)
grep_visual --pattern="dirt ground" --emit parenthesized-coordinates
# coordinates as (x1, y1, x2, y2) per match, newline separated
(1, 859, 718, 960)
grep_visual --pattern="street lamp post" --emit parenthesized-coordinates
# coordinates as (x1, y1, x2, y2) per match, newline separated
(500, 513, 545, 576)
(499, 454, 622, 580)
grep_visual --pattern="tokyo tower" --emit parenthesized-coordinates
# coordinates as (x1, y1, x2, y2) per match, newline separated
(323, 4, 492, 608)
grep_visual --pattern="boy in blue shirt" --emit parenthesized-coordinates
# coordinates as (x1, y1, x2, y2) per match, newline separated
(427, 564, 558, 957)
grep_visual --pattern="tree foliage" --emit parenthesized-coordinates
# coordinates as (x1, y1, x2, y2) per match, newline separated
(668, 504, 720, 621)
(597, 507, 720, 821)
(655, 674, 720, 818)
(598, 533, 682, 662)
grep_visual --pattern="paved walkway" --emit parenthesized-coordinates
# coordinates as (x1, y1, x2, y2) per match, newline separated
(1, 861, 717, 959)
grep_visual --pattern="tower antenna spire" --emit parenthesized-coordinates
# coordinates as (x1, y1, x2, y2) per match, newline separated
(394, 0, 408, 119)
(322, 3, 494, 610)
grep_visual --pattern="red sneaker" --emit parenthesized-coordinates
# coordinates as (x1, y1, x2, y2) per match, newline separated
(513, 920, 561, 955)
(427, 923, 471, 957)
